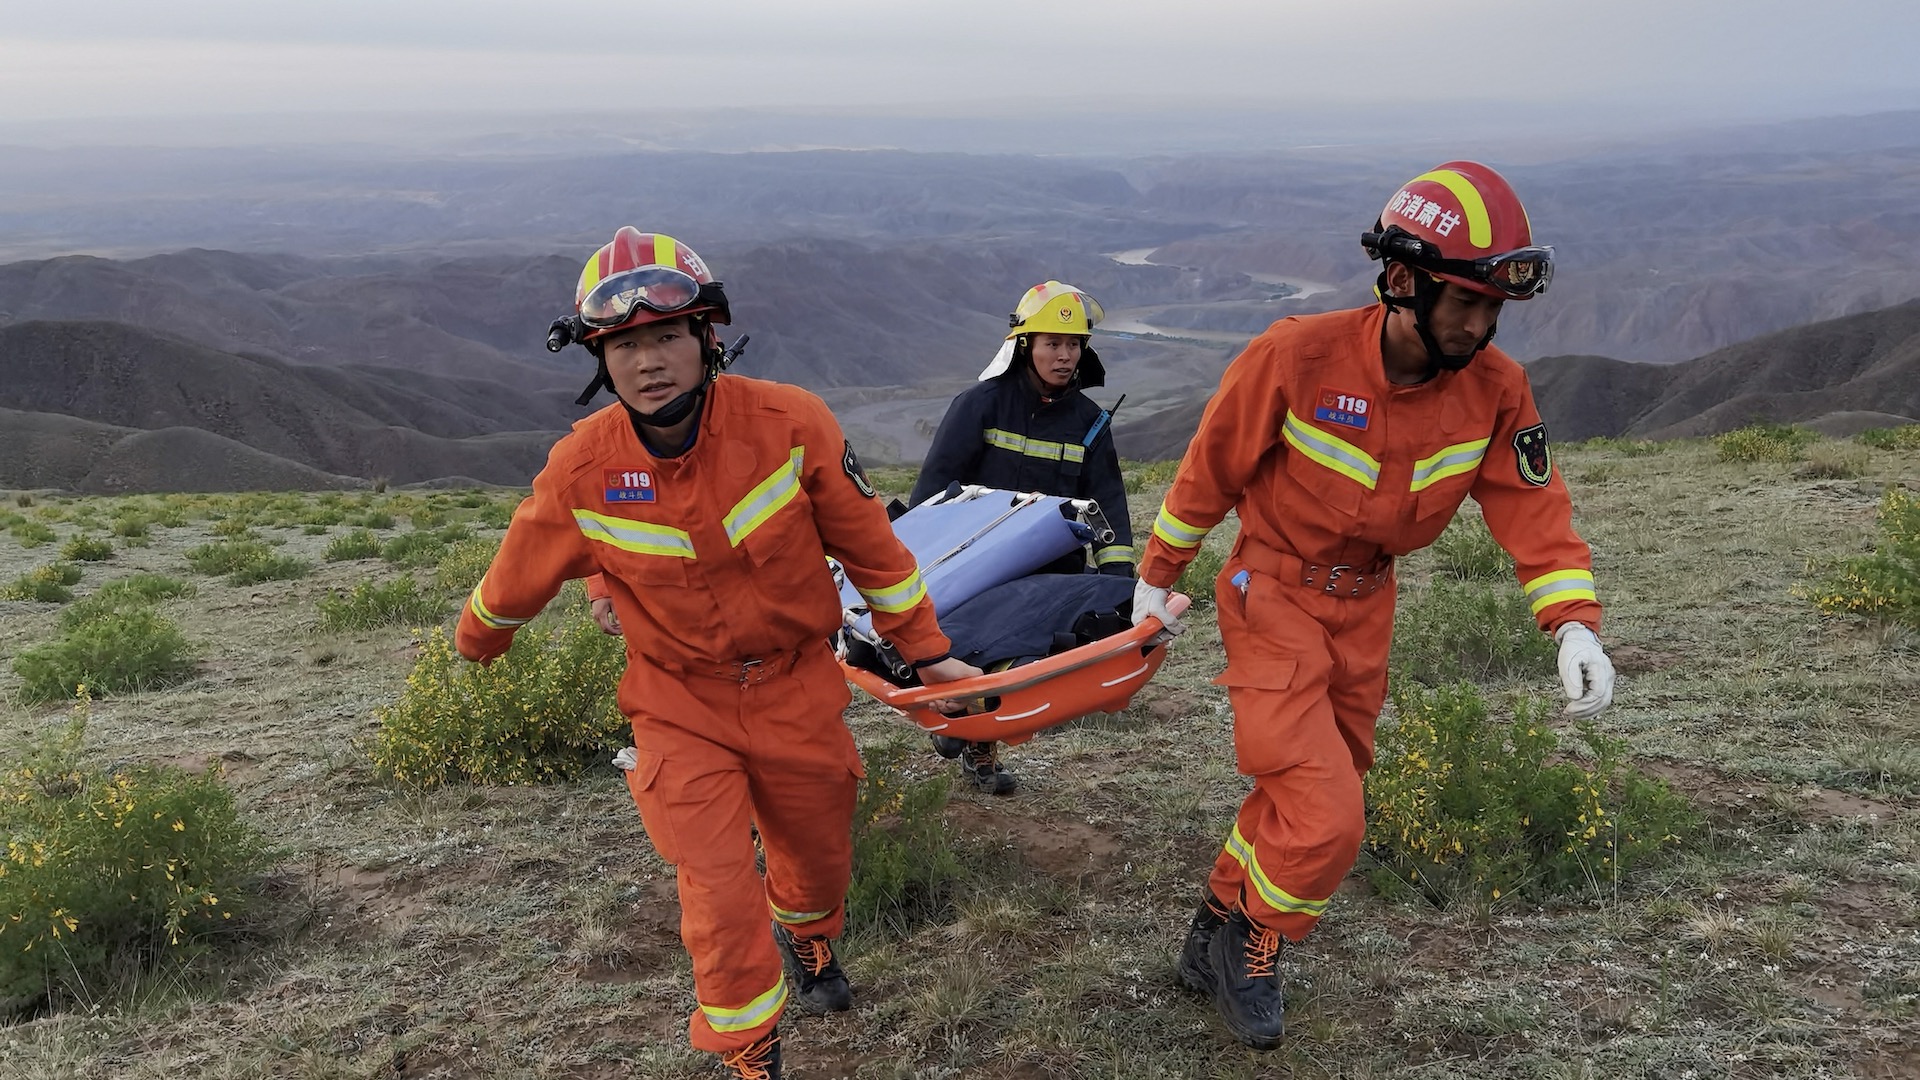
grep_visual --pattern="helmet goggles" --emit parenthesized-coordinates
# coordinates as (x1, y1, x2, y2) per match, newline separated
(578, 265, 706, 329)
(1365, 225, 1555, 299)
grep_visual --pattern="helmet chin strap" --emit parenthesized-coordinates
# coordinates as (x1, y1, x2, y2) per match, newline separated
(1377, 269, 1496, 375)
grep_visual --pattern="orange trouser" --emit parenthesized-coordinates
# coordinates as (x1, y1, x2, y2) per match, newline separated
(1205, 552, 1394, 941)
(620, 641, 863, 1053)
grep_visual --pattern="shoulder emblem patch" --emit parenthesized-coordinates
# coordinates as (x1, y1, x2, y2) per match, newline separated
(1513, 423, 1552, 487)
(843, 440, 876, 499)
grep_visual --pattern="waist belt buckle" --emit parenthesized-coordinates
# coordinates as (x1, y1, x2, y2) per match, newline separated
(1307, 562, 1377, 598)
(737, 658, 766, 685)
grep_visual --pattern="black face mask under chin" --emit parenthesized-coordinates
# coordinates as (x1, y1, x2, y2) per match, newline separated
(625, 383, 706, 428)
(1377, 269, 1496, 375)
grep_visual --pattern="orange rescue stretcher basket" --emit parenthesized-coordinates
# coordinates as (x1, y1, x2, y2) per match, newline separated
(840, 593, 1190, 746)
(832, 483, 1190, 746)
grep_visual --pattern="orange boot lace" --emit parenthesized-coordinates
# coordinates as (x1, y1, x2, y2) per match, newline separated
(1243, 923, 1282, 979)
(719, 1032, 778, 1080)
(791, 935, 833, 977)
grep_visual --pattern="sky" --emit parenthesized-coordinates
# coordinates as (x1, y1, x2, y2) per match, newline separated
(2, 0, 1917, 145)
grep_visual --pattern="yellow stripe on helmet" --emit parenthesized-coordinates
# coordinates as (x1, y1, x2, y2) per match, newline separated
(654, 233, 677, 270)
(1411, 169, 1493, 250)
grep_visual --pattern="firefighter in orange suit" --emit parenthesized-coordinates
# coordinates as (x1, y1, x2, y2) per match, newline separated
(1130, 163, 1616, 1050)
(457, 228, 980, 1080)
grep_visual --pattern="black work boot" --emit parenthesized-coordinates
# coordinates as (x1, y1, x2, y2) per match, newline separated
(1177, 894, 1231, 993)
(1207, 909, 1286, 1050)
(772, 922, 852, 1012)
(959, 741, 1017, 795)
(718, 1027, 781, 1079)
(929, 733, 968, 759)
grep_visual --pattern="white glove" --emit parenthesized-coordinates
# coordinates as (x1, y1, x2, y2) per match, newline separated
(1132, 578, 1185, 636)
(612, 746, 638, 772)
(1554, 623, 1614, 720)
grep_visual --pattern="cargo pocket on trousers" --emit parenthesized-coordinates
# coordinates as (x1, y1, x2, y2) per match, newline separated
(623, 749, 683, 866)
(1212, 658, 1302, 777)
(1211, 657, 1298, 691)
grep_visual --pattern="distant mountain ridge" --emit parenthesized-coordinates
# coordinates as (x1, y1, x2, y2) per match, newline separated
(0, 320, 562, 488)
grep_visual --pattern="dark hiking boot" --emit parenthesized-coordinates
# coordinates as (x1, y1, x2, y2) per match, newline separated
(718, 1028, 781, 1080)
(1207, 909, 1286, 1050)
(1177, 894, 1231, 993)
(772, 922, 852, 1012)
(930, 733, 968, 759)
(959, 741, 1017, 795)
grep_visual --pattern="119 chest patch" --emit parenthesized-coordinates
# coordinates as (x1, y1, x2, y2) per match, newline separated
(603, 468, 657, 503)
(1314, 387, 1372, 430)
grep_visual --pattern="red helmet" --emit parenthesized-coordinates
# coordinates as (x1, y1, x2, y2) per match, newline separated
(573, 227, 731, 341)
(1362, 161, 1552, 300)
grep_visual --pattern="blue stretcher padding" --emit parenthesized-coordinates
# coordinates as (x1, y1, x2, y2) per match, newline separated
(839, 491, 1092, 636)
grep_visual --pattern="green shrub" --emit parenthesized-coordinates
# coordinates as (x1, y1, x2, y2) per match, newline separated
(408, 508, 447, 530)
(62, 576, 196, 628)
(324, 529, 384, 561)
(846, 739, 962, 938)
(1175, 545, 1225, 604)
(317, 578, 447, 633)
(11, 520, 57, 548)
(1390, 577, 1556, 687)
(353, 510, 397, 530)
(0, 695, 268, 1011)
(1431, 515, 1511, 581)
(1805, 486, 1920, 629)
(300, 524, 328, 536)
(11, 607, 196, 703)
(1714, 423, 1816, 463)
(1124, 458, 1181, 493)
(1858, 425, 1920, 451)
(433, 538, 500, 594)
(1, 563, 84, 603)
(91, 574, 194, 606)
(184, 539, 273, 576)
(297, 507, 346, 528)
(109, 515, 150, 539)
(474, 501, 516, 530)
(13, 492, 33, 507)
(226, 555, 311, 585)
(209, 517, 257, 539)
(381, 530, 450, 569)
(370, 610, 625, 786)
(1364, 681, 1697, 905)
(59, 535, 115, 563)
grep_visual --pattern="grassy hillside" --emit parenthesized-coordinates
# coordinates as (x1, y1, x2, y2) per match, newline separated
(1, 438, 1917, 1078)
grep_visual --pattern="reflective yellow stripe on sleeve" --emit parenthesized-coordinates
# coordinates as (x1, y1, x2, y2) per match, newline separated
(857, 568, 928, 614)
(700, 977, 788, 1033)
(1151, 505, 1207, 550)
(1223, 823, 1332, 917)
(1523, 568, 1597, 615)
(723, 447, 805, 547)
(467, 576, 533, 629)
(571, 508, 696, 559)
(1095, 545, 1134, 566)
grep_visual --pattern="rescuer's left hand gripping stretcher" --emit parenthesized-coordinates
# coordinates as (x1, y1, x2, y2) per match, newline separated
(834, 484, 1190, 744)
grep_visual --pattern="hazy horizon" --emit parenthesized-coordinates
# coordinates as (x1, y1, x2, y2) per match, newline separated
(4, 0, 1918, 155)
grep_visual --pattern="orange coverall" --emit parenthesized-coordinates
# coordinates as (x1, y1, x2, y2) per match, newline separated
(456, 374, 948, 1053)
(1140, 304, 1603, 941)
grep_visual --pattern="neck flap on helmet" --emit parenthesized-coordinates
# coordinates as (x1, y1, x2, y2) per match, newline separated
(1376, 268, 1496, 377)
